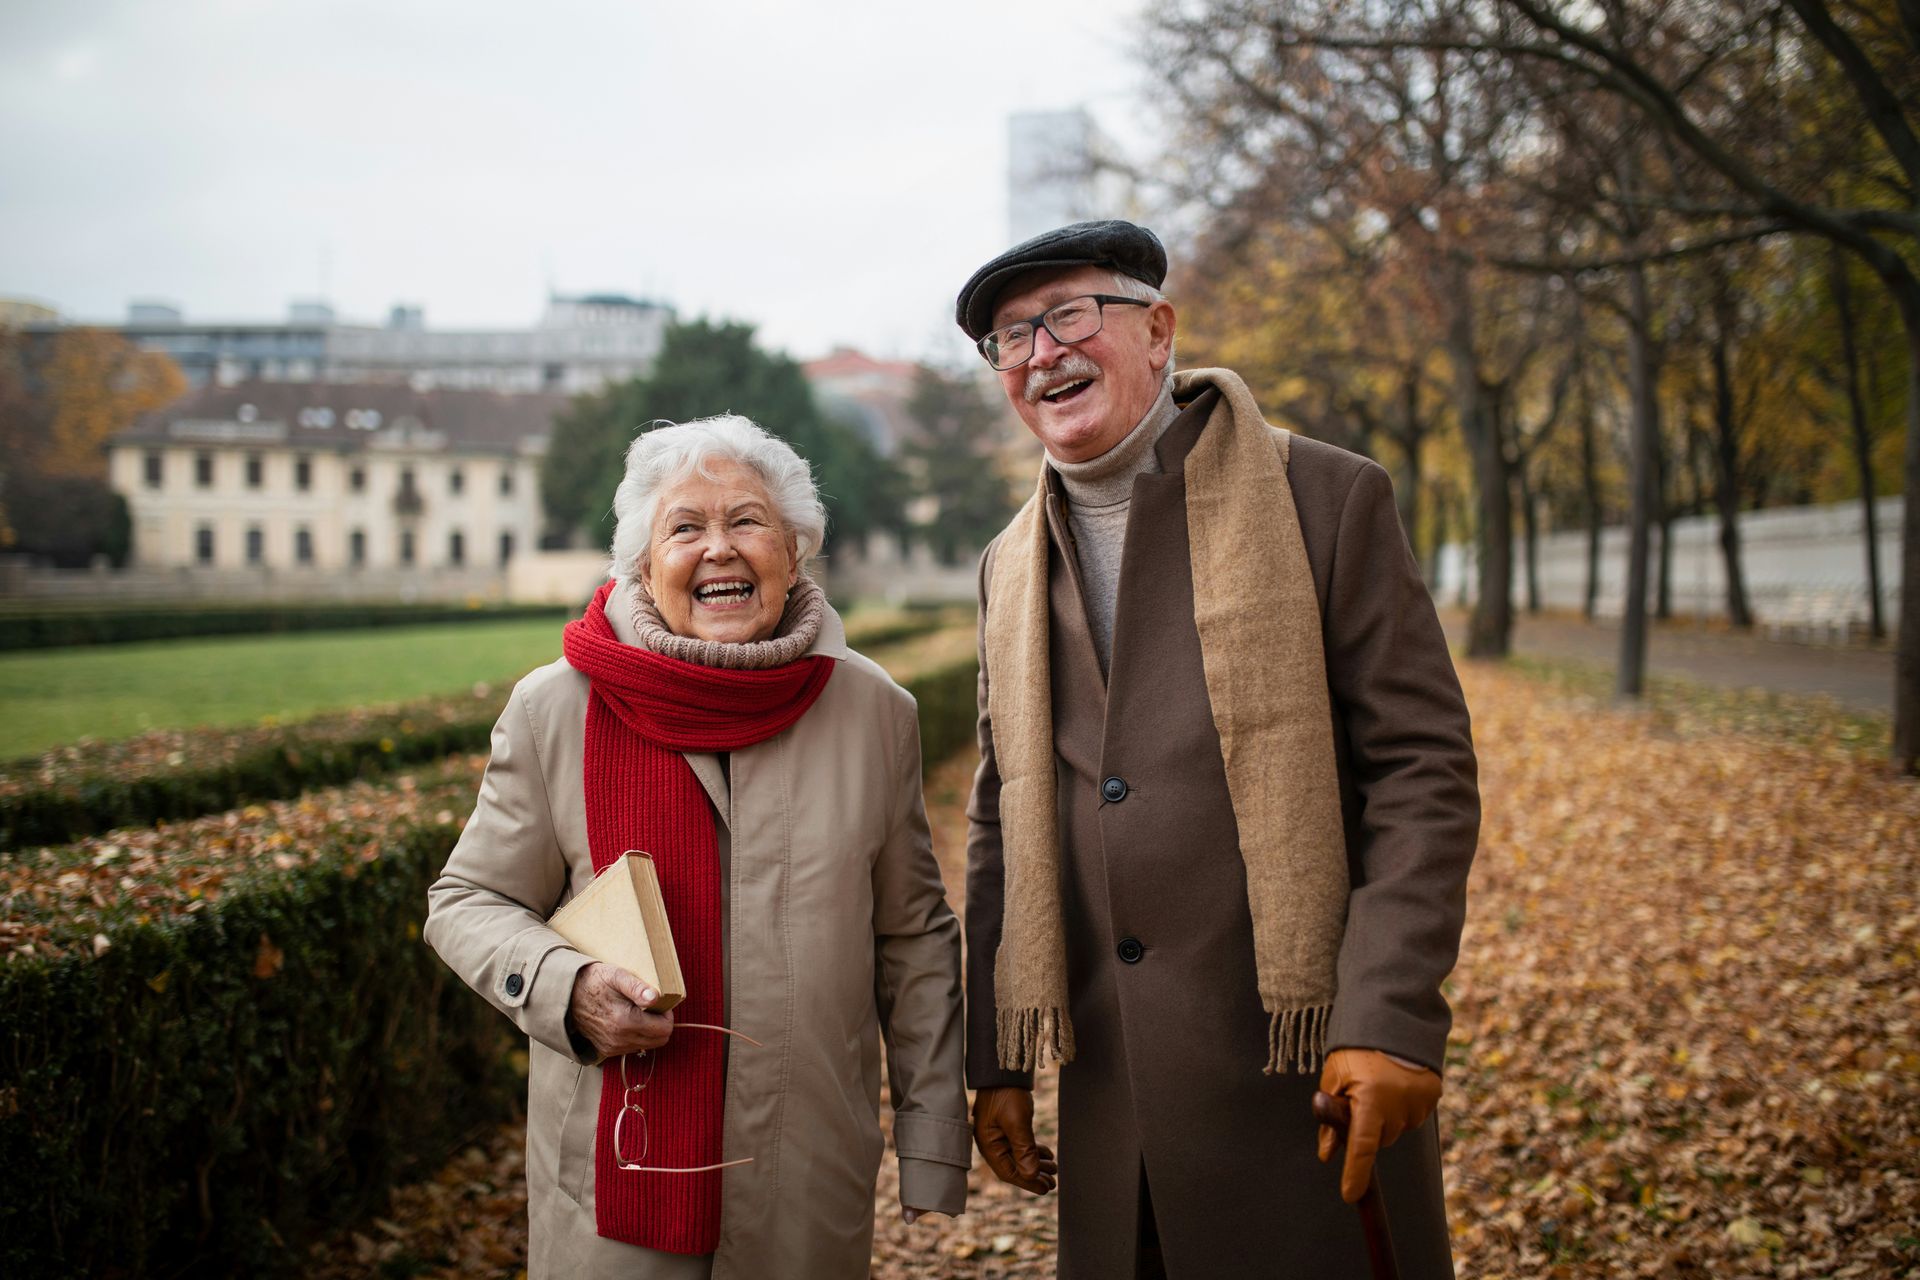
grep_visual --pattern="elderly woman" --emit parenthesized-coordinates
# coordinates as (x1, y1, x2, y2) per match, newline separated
(425, 414, 970, 1278)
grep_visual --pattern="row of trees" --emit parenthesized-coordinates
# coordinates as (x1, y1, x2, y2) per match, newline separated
(0, 328, 186, 567)
(1143, 0, 1917, 771)
(539, 318, 1016, 569)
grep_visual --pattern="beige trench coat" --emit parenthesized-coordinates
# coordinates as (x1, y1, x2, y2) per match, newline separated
(425, 583, 971, 1279)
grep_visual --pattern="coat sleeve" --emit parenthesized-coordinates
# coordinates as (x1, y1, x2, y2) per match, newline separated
(871, 690, 972, 1215)
(1319, 461, 1480, 1075)
(963, 540, 1036, 1093)
(424, 680, 595, 1064)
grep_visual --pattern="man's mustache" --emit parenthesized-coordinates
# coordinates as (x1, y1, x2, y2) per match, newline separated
(1023, 353, 1102, 405)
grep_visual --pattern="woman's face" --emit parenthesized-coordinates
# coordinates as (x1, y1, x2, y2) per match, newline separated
(644, 460, 799, 645)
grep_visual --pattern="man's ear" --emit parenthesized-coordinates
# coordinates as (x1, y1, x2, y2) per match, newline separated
(1147, 300, 1177, 370)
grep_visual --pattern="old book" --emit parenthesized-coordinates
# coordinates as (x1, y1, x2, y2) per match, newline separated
(548, 851, 685, 1011)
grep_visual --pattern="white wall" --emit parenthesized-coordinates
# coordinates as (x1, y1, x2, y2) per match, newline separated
(1437, 496, 1905, 627)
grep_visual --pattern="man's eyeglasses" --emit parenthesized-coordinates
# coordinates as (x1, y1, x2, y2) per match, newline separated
(977, 293, 1151, 371)
(613, 1022, 760, 1174)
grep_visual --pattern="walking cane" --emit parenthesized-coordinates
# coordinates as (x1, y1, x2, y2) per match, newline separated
(1311, 1090, 1402, 1280)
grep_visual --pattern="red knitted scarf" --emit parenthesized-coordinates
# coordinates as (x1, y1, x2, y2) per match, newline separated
(560, 581, 833, 1254)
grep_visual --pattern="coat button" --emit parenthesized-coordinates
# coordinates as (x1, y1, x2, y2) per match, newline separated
(1117, 937, 1144, 964)
(1101, 776, 1128, 803)
(504, 973, 524, 997)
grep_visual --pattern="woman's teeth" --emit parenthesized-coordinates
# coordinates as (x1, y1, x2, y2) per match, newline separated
(695, 582, 754, 604)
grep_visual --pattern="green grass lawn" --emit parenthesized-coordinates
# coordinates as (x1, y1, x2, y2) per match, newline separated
(0, 618, 566, 758)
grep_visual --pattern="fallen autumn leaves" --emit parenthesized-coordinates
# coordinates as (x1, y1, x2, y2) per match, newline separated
(299, 659, 1917, 1278)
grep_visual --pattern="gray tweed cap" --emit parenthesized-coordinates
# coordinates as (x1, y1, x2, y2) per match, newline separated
(954, 219, 1167, 341)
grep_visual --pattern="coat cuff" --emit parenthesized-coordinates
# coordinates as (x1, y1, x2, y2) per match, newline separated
(898, 1157, 969, 1217)
(1325, 1001, 1448, 1076)
(893, 1111, 972, 1167)
(518, 945, 595, 1061)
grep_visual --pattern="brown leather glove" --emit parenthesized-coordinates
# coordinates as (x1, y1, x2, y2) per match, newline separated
(1316, 1048, 1442, 1204)
(972, 1086, 1057, 1195)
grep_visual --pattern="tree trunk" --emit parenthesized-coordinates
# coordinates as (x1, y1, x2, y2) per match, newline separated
(1710, 329, 1753, 630)
(1896, 316, 1920, 773)
(1619, 261, 1658, 700)
(1518, 464, 1542, 614)
(1654, 423, 1674, 622)
(1580, 393, 1601, 621)
(1447, 275, 1512, 658)
(1830, 246, 1886, 641)
(1395, 368, 1423, 563)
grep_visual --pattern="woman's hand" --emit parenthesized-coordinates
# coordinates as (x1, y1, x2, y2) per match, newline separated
(568, 962, 674, 1060)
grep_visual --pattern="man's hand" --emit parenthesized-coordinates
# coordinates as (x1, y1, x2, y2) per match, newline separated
(972, 1086, 1057, 1195)
(1316, 1048, 1442, 1204)
(567, 962, 675, 1061)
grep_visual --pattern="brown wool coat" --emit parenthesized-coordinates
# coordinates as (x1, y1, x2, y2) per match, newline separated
(426, 584, 971, 1280)
(965, 385, 1480, 1279)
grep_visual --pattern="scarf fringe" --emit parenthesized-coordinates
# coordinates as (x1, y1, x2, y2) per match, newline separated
(1264, 1003, 1331, 1076)
(996, 1006, 1076, 1073)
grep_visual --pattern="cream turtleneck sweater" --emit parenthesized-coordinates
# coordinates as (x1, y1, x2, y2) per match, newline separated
(1048, 376, 1180, 672)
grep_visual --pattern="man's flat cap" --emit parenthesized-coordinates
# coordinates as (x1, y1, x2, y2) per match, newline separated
(955, 219, 1167, 341)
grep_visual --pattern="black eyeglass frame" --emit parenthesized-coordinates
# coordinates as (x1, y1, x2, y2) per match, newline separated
(977, 293, 1152, 371)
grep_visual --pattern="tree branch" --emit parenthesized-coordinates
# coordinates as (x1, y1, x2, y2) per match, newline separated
(1783, 0, 1920, 186)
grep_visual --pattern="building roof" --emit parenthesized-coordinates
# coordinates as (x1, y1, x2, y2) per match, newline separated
(113, 381, 568, 455)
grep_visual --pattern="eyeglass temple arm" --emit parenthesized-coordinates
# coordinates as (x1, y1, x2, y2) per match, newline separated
(620, 1156, 756, 1173)
(676, 1021, 764, 1049)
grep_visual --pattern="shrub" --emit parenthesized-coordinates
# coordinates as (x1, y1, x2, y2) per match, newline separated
(0, 762, 517, 1277)
(0, 689, 509, 852)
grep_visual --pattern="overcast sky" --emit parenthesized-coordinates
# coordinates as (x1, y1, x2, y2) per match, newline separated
(0, 0, 1161, 366)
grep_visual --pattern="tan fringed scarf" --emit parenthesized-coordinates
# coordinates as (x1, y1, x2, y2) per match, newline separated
(987, 367, 1349, 1077)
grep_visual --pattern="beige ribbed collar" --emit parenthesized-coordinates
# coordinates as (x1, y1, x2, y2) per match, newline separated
(626, 575, 828, 670)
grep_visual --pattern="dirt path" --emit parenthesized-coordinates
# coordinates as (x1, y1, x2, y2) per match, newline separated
(1440, 608, 1895, 714)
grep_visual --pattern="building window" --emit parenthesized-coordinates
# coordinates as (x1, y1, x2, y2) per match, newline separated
(143, 451, 163, 489)
(294, 526, 313, 565)
(499, 468, 514, 497)
(294, 454, 312, 492)
(449, 530, 465, 566)
(349, 465, 366, 493)
(498, 531, 514, 566)
(195, 525, 215, 565)
(195, 452, 214, 488)
(395, 467, 423, 516)
(349, 528, 366, 567)
(246, 525, 264, 565)
(399, 529, 416, 565)
(245, 453, 264, 489)
(449, 467, 465, 496)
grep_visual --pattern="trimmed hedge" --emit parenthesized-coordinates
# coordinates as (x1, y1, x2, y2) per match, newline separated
(0, 693, 508, 852)
(0, 601, 571, 652)
(0, 637, 980, 1276)
(0, 817, 518, 1277)
(908, 654, 980, 772)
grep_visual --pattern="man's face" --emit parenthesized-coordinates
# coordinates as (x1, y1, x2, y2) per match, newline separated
(989, 264, 1176, 464)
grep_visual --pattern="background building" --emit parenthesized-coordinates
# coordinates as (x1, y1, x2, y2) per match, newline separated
(1007, 108, 1138, 244)
(802, 347, 923, 456)
(31, 293, 671, 395)
(101, 381, 561, 601)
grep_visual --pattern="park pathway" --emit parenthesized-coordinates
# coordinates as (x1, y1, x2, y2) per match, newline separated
(1439, 608, 1895, 714)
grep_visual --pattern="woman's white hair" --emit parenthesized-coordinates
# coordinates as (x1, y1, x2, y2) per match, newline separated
(607, 414, 827, 589)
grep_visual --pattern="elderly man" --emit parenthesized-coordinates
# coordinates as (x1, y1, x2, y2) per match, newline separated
(957, 220, 1479, 1279)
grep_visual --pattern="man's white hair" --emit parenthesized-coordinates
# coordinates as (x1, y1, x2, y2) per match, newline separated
(1101, 270, 1177, 374)
(607, 414, 827, 588)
